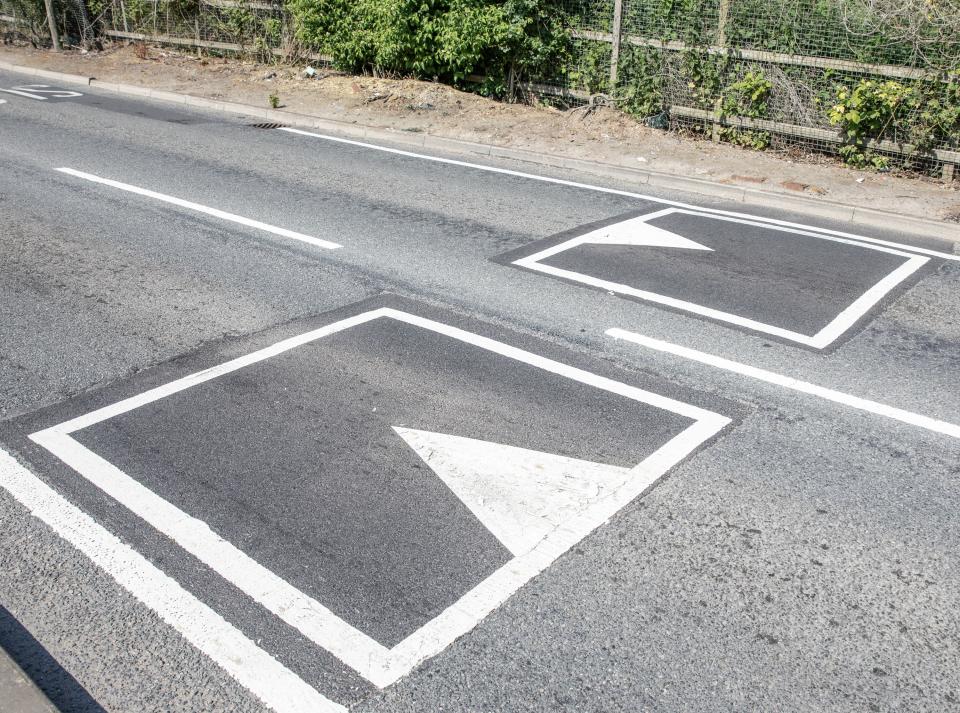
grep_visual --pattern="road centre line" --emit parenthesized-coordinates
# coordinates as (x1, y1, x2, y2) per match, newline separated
(0, 448, 345, 713)
(277, 127, 960, 263)
(607, 328, 960, 440)
(55, 168, 341, 250)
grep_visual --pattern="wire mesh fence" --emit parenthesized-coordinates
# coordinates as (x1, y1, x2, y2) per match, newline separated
(2, 0, 958, 178)
(101, 0, 294, 60)
(555, 0, 960, 179)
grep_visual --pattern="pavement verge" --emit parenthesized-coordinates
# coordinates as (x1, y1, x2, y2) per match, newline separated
(1, 59, 957, 244)
(0, 647, 58, 713)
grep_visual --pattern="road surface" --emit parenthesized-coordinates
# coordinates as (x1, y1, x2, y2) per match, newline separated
(1, 69, 959, 713)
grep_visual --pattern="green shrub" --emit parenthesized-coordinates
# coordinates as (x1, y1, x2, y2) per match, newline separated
(721, 70, 772, 149)
(828, 79, 920, 167)
(566, 37, 611, 94)
(616, 44, 666, 118)
(286, 0, 571, 96)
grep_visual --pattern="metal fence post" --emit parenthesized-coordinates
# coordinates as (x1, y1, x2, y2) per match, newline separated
(711, 0, 732, 141)
(43, 0, 60, 50)
(608, 0, 624, 92)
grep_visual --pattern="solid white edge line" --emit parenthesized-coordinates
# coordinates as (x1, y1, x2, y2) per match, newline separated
(276, 127, 960, 263)
(55, 168, 341, 250)
(32, 307, 729, 688)
(0, 448, 346, 713)
(606, 328, 960, 440)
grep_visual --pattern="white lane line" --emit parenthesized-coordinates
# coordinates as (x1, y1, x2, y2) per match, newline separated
(277, 127, 959, 263)
(607, 328, 960, 440)
(0, 448, 345, 713)
(55, 167, 341, 250)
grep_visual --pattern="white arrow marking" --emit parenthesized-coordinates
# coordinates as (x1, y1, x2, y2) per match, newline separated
(394, 427, 632, 557)
(0, 88, 46, 100)
(580, 216, 713, 250)
(0, 84, 83, 100)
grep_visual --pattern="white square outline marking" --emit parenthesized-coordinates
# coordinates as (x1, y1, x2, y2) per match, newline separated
(513, 208, 930, 349)
(29, 308, 730, 689)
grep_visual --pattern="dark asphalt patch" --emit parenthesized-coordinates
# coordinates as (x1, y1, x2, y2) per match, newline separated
(495, 208, 933, 349)
(1, 295, 739, 697)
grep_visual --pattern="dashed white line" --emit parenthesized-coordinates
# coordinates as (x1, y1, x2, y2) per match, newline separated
(0, 448, 345, 713)
(55, 167, 341, 250)
(607, 328, 960, 439)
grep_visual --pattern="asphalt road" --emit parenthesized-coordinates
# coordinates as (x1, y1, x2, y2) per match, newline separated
(1, 68, 959, 713)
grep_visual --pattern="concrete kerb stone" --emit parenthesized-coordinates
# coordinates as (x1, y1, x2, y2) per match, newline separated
(1, 59, 957, 242)
(182, 94, 227, 112)
(423, 135, 493, 158)
(146, 89, 188, 105)
(0, 61, 92, 86)
(848, 206, 955, 240)
(743, 188, 855, 223)
(0, 648, 58, 713)
(490, 144, 566, 169)
(647, 171, 748, 203)
(374, 128, 429, 149)
(562, 156, 653, 185)
(99, 81, 154, 98)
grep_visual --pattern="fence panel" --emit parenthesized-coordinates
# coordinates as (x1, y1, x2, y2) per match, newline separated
(2, 0, 957, 178)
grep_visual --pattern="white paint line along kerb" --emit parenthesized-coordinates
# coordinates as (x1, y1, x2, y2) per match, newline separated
(0, 448, 345, 713)
(277, 127, 960, 263)
(55, 168, 341, 250)
(607, 328, 960, 440)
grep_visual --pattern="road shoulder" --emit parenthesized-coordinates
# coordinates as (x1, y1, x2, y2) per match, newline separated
(0, 44, 958, 243)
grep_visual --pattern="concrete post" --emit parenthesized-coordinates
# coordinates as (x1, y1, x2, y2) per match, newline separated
(608, 0, 624, 92)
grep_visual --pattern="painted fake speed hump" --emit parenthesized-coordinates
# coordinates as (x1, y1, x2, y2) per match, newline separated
(20, 299, 730, 697)
(499, 208, 930, 349)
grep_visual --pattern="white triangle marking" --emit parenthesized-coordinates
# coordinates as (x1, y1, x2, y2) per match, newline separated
(394, 427, 632, 557)
(580, 217, 713, 250)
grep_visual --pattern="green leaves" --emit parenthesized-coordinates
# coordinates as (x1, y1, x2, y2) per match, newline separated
(286, 0, 570, 95)
(827, 77, 960, 167)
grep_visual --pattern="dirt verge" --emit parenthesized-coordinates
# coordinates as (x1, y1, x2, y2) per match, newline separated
(2, 42, 958, 223)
